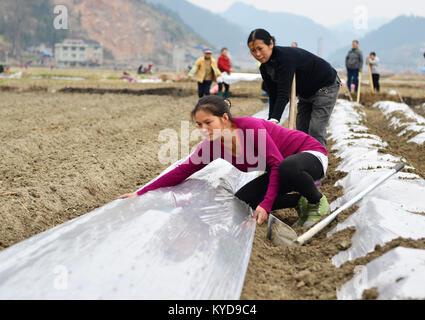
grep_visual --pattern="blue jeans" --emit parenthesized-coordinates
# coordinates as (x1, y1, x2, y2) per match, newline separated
(347, 68, 359, 92)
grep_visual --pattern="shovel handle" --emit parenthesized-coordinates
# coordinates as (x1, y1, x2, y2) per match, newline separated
(295, 162, 405, 246)
(394, 162, 405, 172)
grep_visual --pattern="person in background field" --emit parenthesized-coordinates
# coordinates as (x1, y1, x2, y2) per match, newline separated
(217, 47, 232, 98)
(188, 48, 221, 98)
(291, 42, 298, 48)
(367, 52, 380, 92)
(247, 28, 340, 148)
(345, 40, 363, 93)
(119, 96, 330, 227)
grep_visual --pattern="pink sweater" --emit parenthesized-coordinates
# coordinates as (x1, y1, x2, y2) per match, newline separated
(137, 117, 327, 212)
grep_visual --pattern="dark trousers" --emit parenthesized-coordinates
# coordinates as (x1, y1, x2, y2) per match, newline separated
(218, 82, 229, 93)
(197, 81, 212, 98)
(347, 68, 359, 92)
(235, 152, 324, 211)
(372, 73, 380, 92)
(296, 77, 340, 147)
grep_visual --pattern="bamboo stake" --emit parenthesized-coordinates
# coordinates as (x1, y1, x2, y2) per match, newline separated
(288, 74, 297, 130)
(397, 90, 405, 103)
(345, 83, 353, 101)
(356, 72, 362, 103)
(367, 61, 375, 93)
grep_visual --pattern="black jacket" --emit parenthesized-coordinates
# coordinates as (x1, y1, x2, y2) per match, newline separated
(260, 46, 337, 121)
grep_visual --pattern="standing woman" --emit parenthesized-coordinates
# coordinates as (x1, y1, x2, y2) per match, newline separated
(188, 48, 221, 98)
(119, 96, 330, 227)
(247, 29, 340, 147)
(217, 47, 233, 98)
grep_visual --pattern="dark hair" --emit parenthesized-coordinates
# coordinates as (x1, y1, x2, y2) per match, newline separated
(370, 52, 376, 56)
(353, 40, 359, 44)
(221, 47, 228, 53)
(247, 29, 276, 46)
(191, 96, 232, 122)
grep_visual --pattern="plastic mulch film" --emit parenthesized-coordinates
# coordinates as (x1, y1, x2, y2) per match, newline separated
(372, 101, 425, 145)
(0, 107, 285, 299)
(327, 100, 425, 269)
(337, 247, 425, 299)
(0, 159, 258, 299)
(218, 72, 262, 85)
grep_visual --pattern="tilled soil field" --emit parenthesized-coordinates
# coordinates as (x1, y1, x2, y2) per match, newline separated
(1, 75, 424, 299)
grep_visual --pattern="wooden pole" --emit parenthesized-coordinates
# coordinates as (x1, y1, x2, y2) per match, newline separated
(367, 61, 375, 93)
(397, 90, 405, 104)
(288, 74, 297, 130)
(345, 82, 353, 101)
(356, 72, 362, 103)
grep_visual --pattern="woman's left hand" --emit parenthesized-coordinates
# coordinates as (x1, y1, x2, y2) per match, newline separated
(253, 206, 268, 225)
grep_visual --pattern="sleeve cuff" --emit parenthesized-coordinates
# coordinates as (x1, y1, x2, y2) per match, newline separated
(258, 201, 272, 213)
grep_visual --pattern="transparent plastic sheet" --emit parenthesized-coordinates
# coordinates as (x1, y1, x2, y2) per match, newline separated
(0, 160, 256, 299)
(0, 107, 286, 299)
(327, 100, 425, 290)
(337, 247, 425, 299)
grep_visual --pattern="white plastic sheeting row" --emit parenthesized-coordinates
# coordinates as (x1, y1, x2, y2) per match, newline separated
(337, 247, 425, 300)
(327, 99, 425, 299)
(217, 72, 262, 85)
(0, 107, 288, 300)
(372, 101, 425, 145)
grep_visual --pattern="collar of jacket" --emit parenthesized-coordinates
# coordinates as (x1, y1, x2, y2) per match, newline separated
(201, 56, 215, 62)
(263, 46, 278, 66)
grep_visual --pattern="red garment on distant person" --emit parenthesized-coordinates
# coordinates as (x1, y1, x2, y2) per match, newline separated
(218, 55, 231, 73)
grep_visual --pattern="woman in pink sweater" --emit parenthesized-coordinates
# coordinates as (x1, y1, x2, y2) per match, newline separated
(120, 96, 330, 227)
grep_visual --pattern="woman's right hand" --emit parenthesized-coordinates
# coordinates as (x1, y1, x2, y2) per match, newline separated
(118, 192, 138, 199)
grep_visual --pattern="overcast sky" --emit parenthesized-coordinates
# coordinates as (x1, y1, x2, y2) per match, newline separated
(186, 0, 425, 26)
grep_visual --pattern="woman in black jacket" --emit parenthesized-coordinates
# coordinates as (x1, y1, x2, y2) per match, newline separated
(247, 29, 340, 147)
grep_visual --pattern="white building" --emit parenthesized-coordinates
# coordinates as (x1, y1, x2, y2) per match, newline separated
(54, 39, 103, 67)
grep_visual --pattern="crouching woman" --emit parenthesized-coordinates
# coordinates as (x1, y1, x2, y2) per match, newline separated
(119, 96, 329, 227)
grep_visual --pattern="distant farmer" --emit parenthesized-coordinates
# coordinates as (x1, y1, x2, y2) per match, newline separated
(188, 48, 221, 98)
(291, 42, 298, 48)
(217, 47, 232, 98)
(119, 96, 330, 227)
(367, 52, 380, 92)
(247, 28, 340, 147)
(345, 40, 363, 93)
(137, 64, 144, 74)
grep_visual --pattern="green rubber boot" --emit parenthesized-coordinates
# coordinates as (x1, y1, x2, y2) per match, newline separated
(218, 91, 223, 97)
(303, 195, 330, 227)
(224, 91, 229, 99)
(292, 196, 309, 227)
